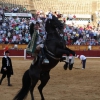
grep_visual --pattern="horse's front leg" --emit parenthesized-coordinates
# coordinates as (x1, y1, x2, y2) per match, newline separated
(64, 47, 76, 70)
(56, 48, 70, 70)
(38, 71, 50, 100)
(30, 77, 39, 100)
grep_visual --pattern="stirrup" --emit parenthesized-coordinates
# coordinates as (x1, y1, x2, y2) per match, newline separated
(42, 58, 49, 64)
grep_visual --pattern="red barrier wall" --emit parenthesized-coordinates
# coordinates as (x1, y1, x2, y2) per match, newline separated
(0, 50, 100, 57)
(0, 50, 24, 56)
(75, 50, 100, 57)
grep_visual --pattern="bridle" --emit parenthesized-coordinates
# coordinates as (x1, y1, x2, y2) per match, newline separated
(44, 45, 61, 60)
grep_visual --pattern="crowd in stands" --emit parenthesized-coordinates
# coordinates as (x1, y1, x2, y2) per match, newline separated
(63, 24, 100, 45)
(0, 6, 100, 46)
(0, 6, 32, 44)
(1, 6, 28, 13)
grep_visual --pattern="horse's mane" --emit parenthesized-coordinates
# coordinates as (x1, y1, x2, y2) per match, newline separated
(45, 15, 64, 41)
(45, 15, 63, 32)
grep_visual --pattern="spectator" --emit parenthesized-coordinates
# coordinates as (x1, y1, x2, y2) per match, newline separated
(88, 45, 92, 50)
(1, 7, 100, 46)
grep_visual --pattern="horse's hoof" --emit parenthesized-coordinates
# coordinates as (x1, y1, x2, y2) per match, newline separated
(63, 64, 67, 70)
(69, 64, 73, 70)
(63, 62, 69, 70)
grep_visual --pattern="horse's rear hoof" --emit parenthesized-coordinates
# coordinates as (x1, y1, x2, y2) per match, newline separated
(63, 64, 68, 70)
(69, 64, 73, 70)
(64, 66, 67, 70)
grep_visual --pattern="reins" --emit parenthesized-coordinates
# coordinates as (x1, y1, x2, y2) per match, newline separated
(44, 45, 61, 60)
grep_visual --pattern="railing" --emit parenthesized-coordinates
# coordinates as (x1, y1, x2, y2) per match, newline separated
(0, 44, 100, 51)
(0, 44, 27, 50)
(67, 45, 100, 51)
(0, 49, 99, 59)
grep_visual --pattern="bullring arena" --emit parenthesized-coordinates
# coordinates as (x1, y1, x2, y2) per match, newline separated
(1, 0, 100, 99)
(0, 57, 100, 100)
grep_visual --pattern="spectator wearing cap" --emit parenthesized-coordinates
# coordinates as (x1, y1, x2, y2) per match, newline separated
(77, 55, 87, 69)
(0, 50, 13, 86)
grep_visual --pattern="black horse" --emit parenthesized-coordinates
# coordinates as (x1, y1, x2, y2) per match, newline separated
(13, 14, 75, 100)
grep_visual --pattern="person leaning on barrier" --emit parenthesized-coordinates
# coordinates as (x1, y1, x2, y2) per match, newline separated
(77, 55, 87, 69)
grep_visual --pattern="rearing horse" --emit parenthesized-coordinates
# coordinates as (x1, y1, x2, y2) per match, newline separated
(13, 14, 75, 100)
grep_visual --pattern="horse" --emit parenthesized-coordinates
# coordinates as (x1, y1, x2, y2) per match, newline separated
(13, 14, 76, 100)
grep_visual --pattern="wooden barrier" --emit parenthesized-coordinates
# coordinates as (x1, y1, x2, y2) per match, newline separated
(16, 44, 27, 49)
(91, 46, 100, 50)
(0, 44, 100, 51)
(0, 50, 99, 57)
(67, 45, 88, 51)
(67, 45, 100, 51)
(0, 45, 3, 49)
(0, 44, 27, 50)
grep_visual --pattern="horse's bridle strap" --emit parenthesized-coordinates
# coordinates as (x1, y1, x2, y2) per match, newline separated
(45, 45, 60, 60)
(46, 53, 60, 60)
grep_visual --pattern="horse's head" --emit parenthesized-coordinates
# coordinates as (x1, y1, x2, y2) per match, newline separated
(45, 14, 64, 33)
(45, 14, 66, 49)
(45, 14, 66, 48)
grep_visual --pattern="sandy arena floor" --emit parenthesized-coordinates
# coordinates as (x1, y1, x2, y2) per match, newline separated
(0, 58, 100, 100)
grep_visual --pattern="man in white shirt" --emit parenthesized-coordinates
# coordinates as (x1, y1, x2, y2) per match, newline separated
(77, 55, 86, 69)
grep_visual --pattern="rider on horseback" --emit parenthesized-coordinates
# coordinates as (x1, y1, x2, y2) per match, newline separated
(26, 20, 49, 64)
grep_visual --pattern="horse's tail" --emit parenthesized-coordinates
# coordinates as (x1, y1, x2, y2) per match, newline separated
(13, 69, 31, 100)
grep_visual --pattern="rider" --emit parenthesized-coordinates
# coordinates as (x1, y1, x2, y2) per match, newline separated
(28, 20, 49, 64)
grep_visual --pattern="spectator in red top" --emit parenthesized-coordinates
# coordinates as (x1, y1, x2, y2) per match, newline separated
(3, 44, 9, 55)
(73, 15, 76, 19)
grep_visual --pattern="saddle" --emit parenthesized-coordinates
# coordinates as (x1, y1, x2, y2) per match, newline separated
(32, 50, 49, 66)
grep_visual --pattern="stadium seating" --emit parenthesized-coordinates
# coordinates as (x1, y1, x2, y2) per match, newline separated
(0, 0, 100, 15)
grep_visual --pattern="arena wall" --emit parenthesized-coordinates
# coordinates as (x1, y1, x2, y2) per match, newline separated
(1, 44, 100, 51)
(0, 50, 100, 59)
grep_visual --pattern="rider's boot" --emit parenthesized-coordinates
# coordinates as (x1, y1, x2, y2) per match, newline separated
(40, 48, 49, 64)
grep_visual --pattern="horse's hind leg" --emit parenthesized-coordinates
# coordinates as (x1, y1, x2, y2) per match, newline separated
(30, 77, 39, 100)
(38, 71, 50, 100)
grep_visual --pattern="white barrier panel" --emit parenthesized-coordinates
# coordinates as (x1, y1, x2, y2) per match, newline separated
(66, 20, 89, 25)
(4, 13, 32, 18)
